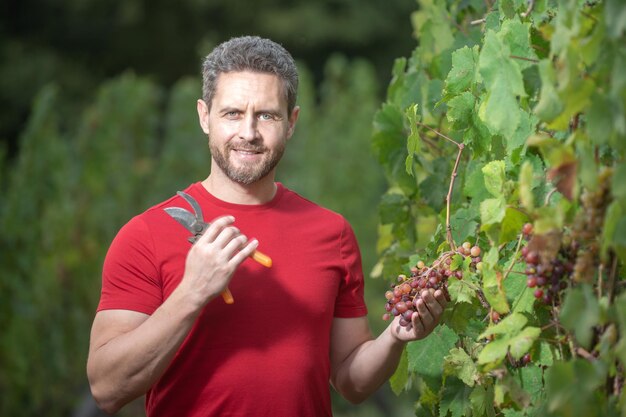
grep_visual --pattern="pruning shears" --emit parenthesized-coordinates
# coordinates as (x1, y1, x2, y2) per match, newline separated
(164, 191, 272, 304)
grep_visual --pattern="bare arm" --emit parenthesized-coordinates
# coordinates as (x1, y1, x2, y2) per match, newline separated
(87, 215, 258, 414)
(329, 289, 447, 404)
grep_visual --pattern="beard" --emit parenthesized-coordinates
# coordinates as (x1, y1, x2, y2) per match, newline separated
(209, 138, 285, 185)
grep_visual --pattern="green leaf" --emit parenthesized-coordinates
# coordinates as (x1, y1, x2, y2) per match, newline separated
(447, 278, 476, 304)
(480, 312, 528, 339)
(447, 91, 475, 129)
(481, 268, 511, 314)
(389, 346, 408, 395)
(506, 110, 535, 163)
(508, 327, 541, 359)
(478, 336, 510, 364)
(439, 378, 473, 417)
(443, 347, 479, 387)
(470, 385, 496, 417)
(499, 207, 528, 243)
(450, 253, 464, 271)
(405, 104, 421, 175)
(478, 30, 526, 137)
(544, 359, 608, 417)
(499, 19, 538, 71)
(407, 324, 459, 378)
(379, 192, 411, 225)
(534, 59, 563, 123)
(514, 365, 545, 404)
(480, 197, 506, 226)
(535, 340, 556, 367)
(445, 46, 480, 95)
(560, 284, 600, 349)
(482, 160, 506, 197)
(519, 161, 535, 211)
(450, 207, 479, 244)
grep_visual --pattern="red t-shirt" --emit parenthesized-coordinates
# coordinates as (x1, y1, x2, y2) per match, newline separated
(98, 182, 368, 417)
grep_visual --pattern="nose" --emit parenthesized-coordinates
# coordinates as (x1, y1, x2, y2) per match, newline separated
(238, 113, 259, 142)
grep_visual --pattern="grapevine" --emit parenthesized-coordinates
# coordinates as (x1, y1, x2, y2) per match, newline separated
(372, 0, 626, 416)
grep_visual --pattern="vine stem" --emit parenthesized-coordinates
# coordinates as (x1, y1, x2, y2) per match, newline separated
(502, 233, 525, 282)
(415, 121, 465, 251)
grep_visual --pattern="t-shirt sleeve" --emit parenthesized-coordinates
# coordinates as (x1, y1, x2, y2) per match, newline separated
(334, 218, 368, 318)
(98, 215, 163, 315)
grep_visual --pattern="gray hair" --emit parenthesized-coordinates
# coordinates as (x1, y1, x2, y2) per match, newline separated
(201, 36, 299, 113)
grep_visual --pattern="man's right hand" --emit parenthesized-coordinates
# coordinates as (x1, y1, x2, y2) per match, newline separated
(178, 215, 259, 308)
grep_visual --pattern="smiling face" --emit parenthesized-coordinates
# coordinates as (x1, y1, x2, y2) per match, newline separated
(197, 71, 299, 186)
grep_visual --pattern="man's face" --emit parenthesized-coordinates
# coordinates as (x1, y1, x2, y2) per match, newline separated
(197, 71, 299, 185)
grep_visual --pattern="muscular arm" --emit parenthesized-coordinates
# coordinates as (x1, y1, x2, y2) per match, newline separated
(329, 289, 447, 404)
(87, 216, 258, 414)
(87, 295, 200, 413)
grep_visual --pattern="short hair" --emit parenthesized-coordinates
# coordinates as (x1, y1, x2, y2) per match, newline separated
(201, 36, 299, 113)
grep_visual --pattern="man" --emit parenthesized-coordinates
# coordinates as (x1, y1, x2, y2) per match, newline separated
(87, 36, 447, 417)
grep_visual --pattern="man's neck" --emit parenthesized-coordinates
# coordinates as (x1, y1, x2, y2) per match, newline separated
(201, 172, 277, 205)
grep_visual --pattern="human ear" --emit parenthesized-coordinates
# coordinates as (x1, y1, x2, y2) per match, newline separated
(197, 99, 210, 135)
(286, 106, 300, 139)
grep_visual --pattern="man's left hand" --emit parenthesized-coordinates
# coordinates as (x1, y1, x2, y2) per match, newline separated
(390, 289, 448, 342)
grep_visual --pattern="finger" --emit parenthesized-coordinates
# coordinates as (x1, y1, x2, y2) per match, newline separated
(212, 225, 241, 249)
(222, 234, 249, 256)
(415, 293, 435, 327)
(421, 290, 444, 317)
(410, 312, 425, 335)
(228, 239, 259, 266)
(197, 215, 235, 244)
(433, 289, 449, 309)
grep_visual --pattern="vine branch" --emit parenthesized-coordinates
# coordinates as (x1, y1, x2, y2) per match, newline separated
(416, 121, 465, 251)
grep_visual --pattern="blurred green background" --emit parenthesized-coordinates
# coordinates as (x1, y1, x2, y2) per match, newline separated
(0, 1, 420, 415)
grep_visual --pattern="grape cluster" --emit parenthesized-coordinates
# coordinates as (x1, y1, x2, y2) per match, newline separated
(521, 223, 574, 304)
(571, 167, 612, 282)
(382, 242, 482, 328)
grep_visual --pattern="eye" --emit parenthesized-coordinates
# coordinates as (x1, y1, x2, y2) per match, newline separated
(259, 113, 274, 121)
(224, 111, 240, 119)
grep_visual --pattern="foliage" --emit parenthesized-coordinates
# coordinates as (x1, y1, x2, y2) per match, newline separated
(0, 0, 418, 157)
(0, 57, 387, 416)
(371, 0, 626, 416)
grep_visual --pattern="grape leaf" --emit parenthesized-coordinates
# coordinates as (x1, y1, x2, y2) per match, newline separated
(519, 161, 535, 211)
(478, 336, 509, 364)
(379, 192, 410, 225)
(535, 340, 556, 367)
(450, 207, 479, 244)
(480, 197, 506, 226)
(445, 45, 480, 95)
(482, 268, 511, 314)
(405, 104, 421, 175)
(499, 207, 528, 243)
(446, 91, 475, 129)
(478, 30, 526, 137)
(534, 59, 563, 123)
(560, 284, 600, 349)
(463, 160, 490, 199)
(508, 326, 541, 359)
(447, 278, 476, 304)
(470, 385, 496, 417)
(450, 253, 464, 271)
(439, 377, 473, 417)
(514, 365, 545, 405)
(480, 312, 528, 339)
(506, 110, 534, 159)
(389, 347, 409, 395)
(443, 347, 479, 387)
(407, 324, 458, 378)
(482, 160, 506, 197)
(499, 19, 538, 71)
(544, 359, 608, 417)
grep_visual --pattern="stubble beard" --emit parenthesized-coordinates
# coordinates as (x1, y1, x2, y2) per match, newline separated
(209, 138, 285, 185)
